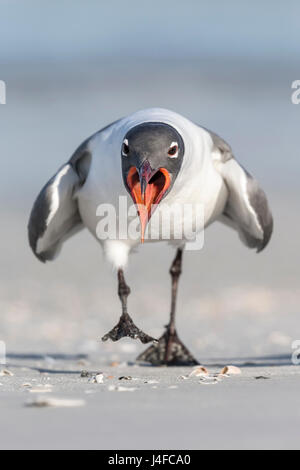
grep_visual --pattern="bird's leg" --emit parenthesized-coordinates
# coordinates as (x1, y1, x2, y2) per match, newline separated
(164, 248, 183, 362)
(102, 269, 156, 344)
(137, 248, 199, 366)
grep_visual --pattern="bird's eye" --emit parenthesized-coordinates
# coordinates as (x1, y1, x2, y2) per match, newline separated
(122, 139, 129, 156)
(168, 142, 178, 158)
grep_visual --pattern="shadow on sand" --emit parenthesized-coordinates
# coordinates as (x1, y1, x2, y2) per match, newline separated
(5, 352, 88, 375)
(199, 353, 296, 368)
(4, 352, 298, 373)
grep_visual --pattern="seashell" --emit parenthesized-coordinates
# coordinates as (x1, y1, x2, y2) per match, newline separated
(0, 369, 14, 377)
(95, 373, 104, 383)
(25, 397, 86, 408)
(189, 366, 209, 377)
(220, 365, 241, 376)
(88, 373, 104, 384)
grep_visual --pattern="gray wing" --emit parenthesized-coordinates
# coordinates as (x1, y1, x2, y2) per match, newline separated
(28, 140, 91, 262)
(206, 128, 273, 252)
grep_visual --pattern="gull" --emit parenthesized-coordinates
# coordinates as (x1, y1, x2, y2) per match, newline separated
(28, 108, 273, 365)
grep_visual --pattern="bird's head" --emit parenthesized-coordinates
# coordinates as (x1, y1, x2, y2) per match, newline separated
(121, 122, 185, 242)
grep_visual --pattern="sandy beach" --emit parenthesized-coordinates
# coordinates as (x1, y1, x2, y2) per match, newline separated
(1, 352, 299, 450)
(0, 48, 299, 449)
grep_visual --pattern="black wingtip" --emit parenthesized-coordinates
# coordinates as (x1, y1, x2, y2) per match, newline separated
(256, 216, 274, 253)
(34, 251, 47, 263)
(27, 220, 48, 263)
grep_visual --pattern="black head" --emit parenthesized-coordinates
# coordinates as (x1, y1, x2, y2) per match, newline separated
(120, 122, 185, 241)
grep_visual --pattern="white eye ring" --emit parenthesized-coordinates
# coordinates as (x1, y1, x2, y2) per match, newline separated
(122, 138, 129, 157)
(168, 141, 179, 158)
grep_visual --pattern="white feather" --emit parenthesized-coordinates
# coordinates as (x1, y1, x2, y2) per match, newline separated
(46, 164, 70, 226)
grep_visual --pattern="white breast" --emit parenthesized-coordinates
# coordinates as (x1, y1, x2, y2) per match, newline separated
(76, 108, 228, 265)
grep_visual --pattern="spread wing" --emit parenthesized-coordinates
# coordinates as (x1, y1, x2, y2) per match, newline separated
(206, 128, 273, 252)
(28, 140, 91, 262)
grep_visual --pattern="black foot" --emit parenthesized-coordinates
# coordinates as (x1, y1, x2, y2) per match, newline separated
(102, 312, 157, 344)
(136, 327, 199, 366)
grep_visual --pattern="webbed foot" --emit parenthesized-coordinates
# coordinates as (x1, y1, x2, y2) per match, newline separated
(102, 312, 157, 344)
(136, 327, 198, 366)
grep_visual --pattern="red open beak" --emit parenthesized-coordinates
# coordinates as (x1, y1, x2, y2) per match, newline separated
(127, 161, 171, 243)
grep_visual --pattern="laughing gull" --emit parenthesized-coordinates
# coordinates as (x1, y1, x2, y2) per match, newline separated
(28, 108, 273, 365)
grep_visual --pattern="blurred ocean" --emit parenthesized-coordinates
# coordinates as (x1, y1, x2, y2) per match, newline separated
(0, 1, 299, 360)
